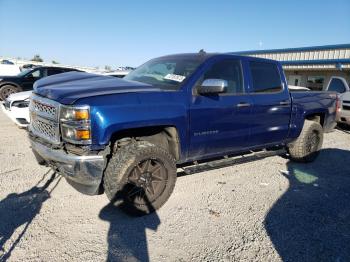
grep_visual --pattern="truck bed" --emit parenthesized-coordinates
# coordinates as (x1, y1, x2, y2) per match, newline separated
(290, 91, 337, 134)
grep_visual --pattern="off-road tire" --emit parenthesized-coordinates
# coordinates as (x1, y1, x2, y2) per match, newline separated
(103, 140, 177, 215)
(0, 85, 20, 101)
(287, 120, 323, 163)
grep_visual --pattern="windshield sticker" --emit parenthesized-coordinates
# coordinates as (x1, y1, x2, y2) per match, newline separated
(164, 74, 186, 82)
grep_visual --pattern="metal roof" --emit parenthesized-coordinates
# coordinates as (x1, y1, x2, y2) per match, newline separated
(280, 59, 350, 65)
(232, 44, 350, 55)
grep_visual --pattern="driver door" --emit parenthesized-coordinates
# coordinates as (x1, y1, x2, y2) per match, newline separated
(22, 68, 43, 90)
(189, 58, 253, 158)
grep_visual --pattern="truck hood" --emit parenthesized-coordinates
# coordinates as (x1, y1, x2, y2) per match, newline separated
(33, 71, 162, 104)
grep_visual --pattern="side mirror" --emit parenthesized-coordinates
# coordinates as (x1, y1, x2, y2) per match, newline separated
(198, 79, 227, 95)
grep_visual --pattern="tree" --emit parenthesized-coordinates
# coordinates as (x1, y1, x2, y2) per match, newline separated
(31, 55, 43, 62)
(52, 60, 59, 64)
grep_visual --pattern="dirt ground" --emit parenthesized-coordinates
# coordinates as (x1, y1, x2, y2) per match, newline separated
(0, 109, 349, 262)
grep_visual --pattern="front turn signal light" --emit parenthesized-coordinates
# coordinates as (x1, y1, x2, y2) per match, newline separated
(76, 130, 91, 140)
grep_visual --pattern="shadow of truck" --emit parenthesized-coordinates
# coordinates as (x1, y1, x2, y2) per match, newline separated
(265, 148, 350, 261)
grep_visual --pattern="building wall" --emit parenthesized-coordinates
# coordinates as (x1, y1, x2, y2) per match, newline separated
(233, 44, 350, 90)
(285, 70, 350, 90)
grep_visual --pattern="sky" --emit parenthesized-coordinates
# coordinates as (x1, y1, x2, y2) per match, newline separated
(0, 0, 349, 68)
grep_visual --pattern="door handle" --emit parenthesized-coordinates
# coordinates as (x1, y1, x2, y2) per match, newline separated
(279, 100, 290, 106)
(236, 102, 251, 108)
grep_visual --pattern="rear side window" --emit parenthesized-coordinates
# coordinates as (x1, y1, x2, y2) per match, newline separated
(328, 78, 346, 93)
(47, 69, 64, 76)
(249, 61, 282, 93)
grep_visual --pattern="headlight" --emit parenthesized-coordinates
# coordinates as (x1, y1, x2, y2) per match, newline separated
(12, 100, 30, 108)
(61, 125, 91, 142)
(60, 105, 90, 121)
(60, 105, 91, 144)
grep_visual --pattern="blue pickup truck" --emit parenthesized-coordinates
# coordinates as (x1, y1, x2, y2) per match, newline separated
(28, 52, 338, 214)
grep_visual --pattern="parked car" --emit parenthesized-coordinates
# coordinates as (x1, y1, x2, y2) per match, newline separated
(0, 64, 21, 77)
(102, 70, 130, 78)
(1, 91, 31, 127)
(21, 64, 39, 69)
(1, 59, 14, 65)
(28, 53, 338, 215)
(325, 76, 350, 125)
(0, 66, 81, 100)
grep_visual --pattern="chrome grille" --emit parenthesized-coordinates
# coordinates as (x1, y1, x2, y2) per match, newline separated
(343, 101, 350, 111)
(31, 99, 58, 120)
(29, 94, 61, 144)
(32, 117, 58, 141)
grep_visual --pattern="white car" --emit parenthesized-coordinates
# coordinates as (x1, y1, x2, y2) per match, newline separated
(325, 76, 350, 125)
(1, 91, 31, 127)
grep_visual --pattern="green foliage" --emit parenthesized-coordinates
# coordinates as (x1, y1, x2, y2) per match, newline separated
(31, 54, 43, 62)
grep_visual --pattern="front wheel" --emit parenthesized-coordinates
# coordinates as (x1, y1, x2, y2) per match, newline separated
(287, 120, 324, 163)
(103, 141, 177, 215)
(0, 85, 19, 100)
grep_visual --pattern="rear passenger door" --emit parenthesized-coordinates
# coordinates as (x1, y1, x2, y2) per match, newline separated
(46, 68, 65, 77)
(247, 60, 291, 147)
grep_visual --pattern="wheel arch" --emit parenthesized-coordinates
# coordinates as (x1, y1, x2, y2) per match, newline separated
(305, 112, 325, 127)
(110, 125, 181, 161)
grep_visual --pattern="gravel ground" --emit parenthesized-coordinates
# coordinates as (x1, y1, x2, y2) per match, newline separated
(0, 109, 349, 262)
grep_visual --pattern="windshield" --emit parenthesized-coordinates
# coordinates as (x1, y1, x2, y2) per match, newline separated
(124, 57, 204, 90)
(17, 69, 32, 77)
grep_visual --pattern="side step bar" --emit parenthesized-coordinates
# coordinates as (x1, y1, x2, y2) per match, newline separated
(180, 148, 286, 175)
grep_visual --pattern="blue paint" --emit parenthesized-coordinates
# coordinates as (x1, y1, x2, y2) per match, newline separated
(33, 54, 337, 163)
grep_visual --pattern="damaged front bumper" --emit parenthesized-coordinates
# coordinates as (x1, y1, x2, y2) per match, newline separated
(29, 136, 106, 195)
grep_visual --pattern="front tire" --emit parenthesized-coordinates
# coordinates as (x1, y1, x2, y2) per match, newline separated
(287, 120, 324, 163)
(103, 141, 177, 215)
(0, 85, 19, 100)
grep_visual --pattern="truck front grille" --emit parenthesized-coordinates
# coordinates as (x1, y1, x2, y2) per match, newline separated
(32, 99, 58, 119)
(29, 94, 61, 144)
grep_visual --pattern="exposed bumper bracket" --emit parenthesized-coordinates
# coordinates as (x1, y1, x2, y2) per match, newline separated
(30, 138, 106, 195)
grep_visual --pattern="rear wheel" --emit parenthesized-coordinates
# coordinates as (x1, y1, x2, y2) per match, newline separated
(104, 141, 177, 215)
(0, 85, 19, 100)
(287, 120, 323, 162)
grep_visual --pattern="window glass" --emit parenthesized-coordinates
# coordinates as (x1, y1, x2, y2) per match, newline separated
(250, 61, 282, 93)
(47, 69, 64, 76)
(124, 57, 204, 90)
(29, 69, 42, 78)
(149, 63, 175, 76)
(307, 76, 324, 91)
(199, 59, 243, 94)
(328, 78, 346, 93)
